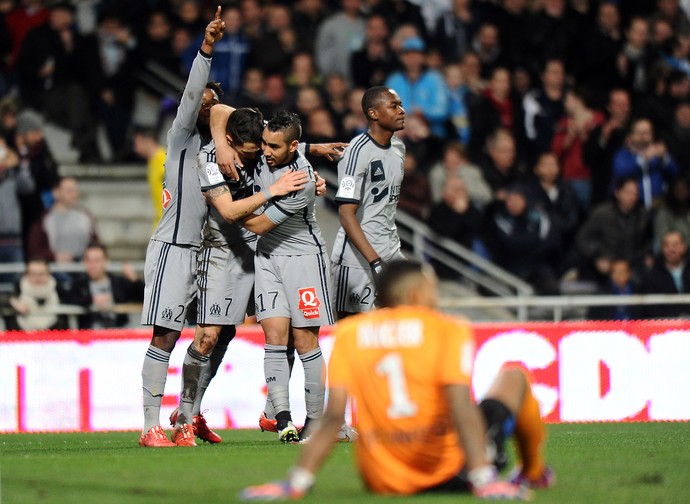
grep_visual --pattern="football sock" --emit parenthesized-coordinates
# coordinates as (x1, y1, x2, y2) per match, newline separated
(193, 324, 235, 415)
(514, 382, 546, 480)
(142, 345, 171, 432)
(299, 346, 325, 420)
(177, 344, 209, 426)
(264, 343, 296, 420)
(264, 344, 291, 417)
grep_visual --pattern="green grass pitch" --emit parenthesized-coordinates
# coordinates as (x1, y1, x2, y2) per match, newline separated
(1, 423, 689, 503)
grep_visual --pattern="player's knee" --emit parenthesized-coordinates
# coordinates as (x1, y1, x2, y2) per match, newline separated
(217, 325, 236, 346)
(151, 326, 181, 352)
(197, 325, 221, 354)
(499, 366, 530, 389)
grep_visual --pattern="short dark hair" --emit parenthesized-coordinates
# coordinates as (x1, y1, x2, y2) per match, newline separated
(266, 111, 302, 143)
(205, 81, 224, 102)
(227, 108, 264, 145)
(377, 259, 425, 308)
(85, 242, 109, 257)
(361, 86, 392, 116)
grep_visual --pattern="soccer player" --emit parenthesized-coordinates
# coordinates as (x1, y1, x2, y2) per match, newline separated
(241, 111, 334, 443)
(241, 259, 554, 500)
(331, 86, 406, 319)
(139, 8, 306, 448)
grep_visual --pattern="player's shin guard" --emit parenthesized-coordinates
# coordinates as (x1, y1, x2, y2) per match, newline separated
(142, 345, 171, 432)
(193, 325, 235, 415)
(299, 347, 325, 420)
(177, 344, 209, 426)
(514, 380, 547, 481)
(264, 344, 291, 416)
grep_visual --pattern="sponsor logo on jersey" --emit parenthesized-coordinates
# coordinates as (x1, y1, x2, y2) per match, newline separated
(339, 176, 356, 199)
(161, 306, 173, 321)
(389, 184, 401, 203)
(162, 188, 172, 209)
(209, 303, 221, 317)
(298, 287, 321, 319)
(370, 160, 385, 182)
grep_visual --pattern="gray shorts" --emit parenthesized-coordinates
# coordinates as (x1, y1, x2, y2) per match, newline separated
(332, 264, 376, 314)
(254, 252, 334, 327)
(196, 243, 255, 325)
(141, 240, 198, 331)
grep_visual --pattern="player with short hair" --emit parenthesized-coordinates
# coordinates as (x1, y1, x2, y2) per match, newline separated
(139, 8, 307, 448)
(331, 86, 406, 319)
(241, 111, 334, 443)
(241, 259, 554, 500)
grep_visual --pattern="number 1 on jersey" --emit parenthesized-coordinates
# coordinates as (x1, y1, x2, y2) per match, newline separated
(376, 353, 418, 419)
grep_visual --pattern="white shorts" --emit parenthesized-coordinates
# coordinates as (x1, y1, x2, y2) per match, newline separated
(332, 264, 376, 314)
(196, 243, 255, 325)
(141, 240, 198, 331)
(254, 252, 334, 327)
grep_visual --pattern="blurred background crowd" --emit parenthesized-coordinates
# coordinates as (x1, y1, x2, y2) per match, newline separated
(3, 0, 690, 326)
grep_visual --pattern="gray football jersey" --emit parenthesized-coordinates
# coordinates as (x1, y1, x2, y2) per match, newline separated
(331, 132, 405, 267)
(198, 140, 256, 248)
(253, 151, 326, 256)
(150, 50, 211, 247)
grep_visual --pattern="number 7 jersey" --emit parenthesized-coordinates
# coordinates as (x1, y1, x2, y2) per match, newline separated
(328, 306, 476, 494)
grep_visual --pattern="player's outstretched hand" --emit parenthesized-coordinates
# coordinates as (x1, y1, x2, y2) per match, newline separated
(270, 170, 309, 197)
(309, 142, 348, 161)
(215, 138, 241, 180)
(204, 5, 225, 46)
(239, 480, 306, 501)
(314, 170, 327, 197)
(473, 480, 533, 501)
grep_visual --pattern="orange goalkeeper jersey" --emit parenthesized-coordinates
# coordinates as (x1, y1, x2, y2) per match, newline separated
(328, 305, 476, 494)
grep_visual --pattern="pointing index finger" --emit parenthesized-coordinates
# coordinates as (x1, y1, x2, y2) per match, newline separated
(215, 5, 222, 21)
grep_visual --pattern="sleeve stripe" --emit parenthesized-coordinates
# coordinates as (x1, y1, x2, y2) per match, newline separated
(334, 197, 360, 204)
(201, 182, 227, 192)
(345, 135, 370, 176)
(272, 201, 295, 217)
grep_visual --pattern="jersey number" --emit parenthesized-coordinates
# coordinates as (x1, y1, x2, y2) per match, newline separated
(376, 353, 418, 419)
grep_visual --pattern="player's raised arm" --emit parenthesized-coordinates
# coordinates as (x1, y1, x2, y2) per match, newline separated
(201, 5, 225, 55)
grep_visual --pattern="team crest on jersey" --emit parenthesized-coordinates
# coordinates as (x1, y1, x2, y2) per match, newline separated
(298, 287, 321, 319)
(161, 306, 173, 321)
(162, 188, 172, 209)
(348, 292, 361, 304)
(209, 303, 221, 317)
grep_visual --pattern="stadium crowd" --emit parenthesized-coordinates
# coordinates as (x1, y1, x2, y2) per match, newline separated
(2, 0, 690, 318)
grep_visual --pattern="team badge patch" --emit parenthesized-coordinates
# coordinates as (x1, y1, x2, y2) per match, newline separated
(298, 287, 321, 319)
(162, 188, 172, 209)
(205, 162, 224, 185)
(339, 176, 356, 199)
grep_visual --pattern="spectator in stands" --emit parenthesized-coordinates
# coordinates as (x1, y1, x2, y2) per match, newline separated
(443, 62, 471, 146)
(398, 150, 432, 221)
(639, 229, 690, 318)
(294, 86, 324, 126)
(286, 52, 322, 91)
(132, 127, 165, 228)
(611, 118, 678, 209)
(584, 88, 632, 206)
(551, 86, 606, 211)
(484, 183, 561, 294)
(661, 99, 690, 171)
(575, 176, 653, 284)
(0, 95, 20, 148)
(479, 128, 522, 202)
(173, 0, 205, 37)
(314, 0, 365, 86)
(63, 243, 144, 329)
(396, 111, 444, 172)
(4, 0, 49, 71)
(427, 175, 485, 277)
(433, 0, 481, 64)
(471, 23, 506, 80)
(0, 138, 31, 282)
(16, 1, 100, 163)
(341, 87, 368, 138)
(236, 67, 268, 111)
(138, 10, 180, 78)
(385, 36, 449, 138)
(523, 58, 567, 163)
(323, 73, 349, 136)
(249, 4, 300, 76)
(429, 140, 492, 209)
(7, 258, 67, 331)
(14, 109, 59, 259)
(495, 0, 530, 70)
(292, 0, 329, 53)
(653, 173, 690, 249)
(649, 0, 690, 37)
(240, 0, 265, 42)
(460, 50, 485, 98)
(303, 108, 339, 146)
(351, 14, 396, 89)
(617, 17, 654, 100)
(370, 0, 427, 38)
(526, 0, 581, 76)
(586, 258, 642, 321)
(468, 66, 523, 164)
(637, 69, 690, 133)
(27, 176, 99, 263)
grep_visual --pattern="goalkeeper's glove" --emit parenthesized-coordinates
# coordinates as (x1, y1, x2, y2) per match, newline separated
(469, 466, 533, 501)
(239, 467, 314, 501)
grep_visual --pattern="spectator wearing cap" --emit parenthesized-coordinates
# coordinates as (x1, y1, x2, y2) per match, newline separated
(16, 1, 101, 162)
(14, 109, 59, 259)
(385, 36, 449, 138)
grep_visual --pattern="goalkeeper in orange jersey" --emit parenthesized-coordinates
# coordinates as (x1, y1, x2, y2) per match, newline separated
(240, 259, 554, 500)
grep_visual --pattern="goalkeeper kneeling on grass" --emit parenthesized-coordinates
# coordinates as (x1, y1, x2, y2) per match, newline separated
(241, 259, 554, 501)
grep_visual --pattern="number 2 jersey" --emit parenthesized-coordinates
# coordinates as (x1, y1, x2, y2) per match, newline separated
(331, 132, 405, 268)
(328, 306, 476, 494)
